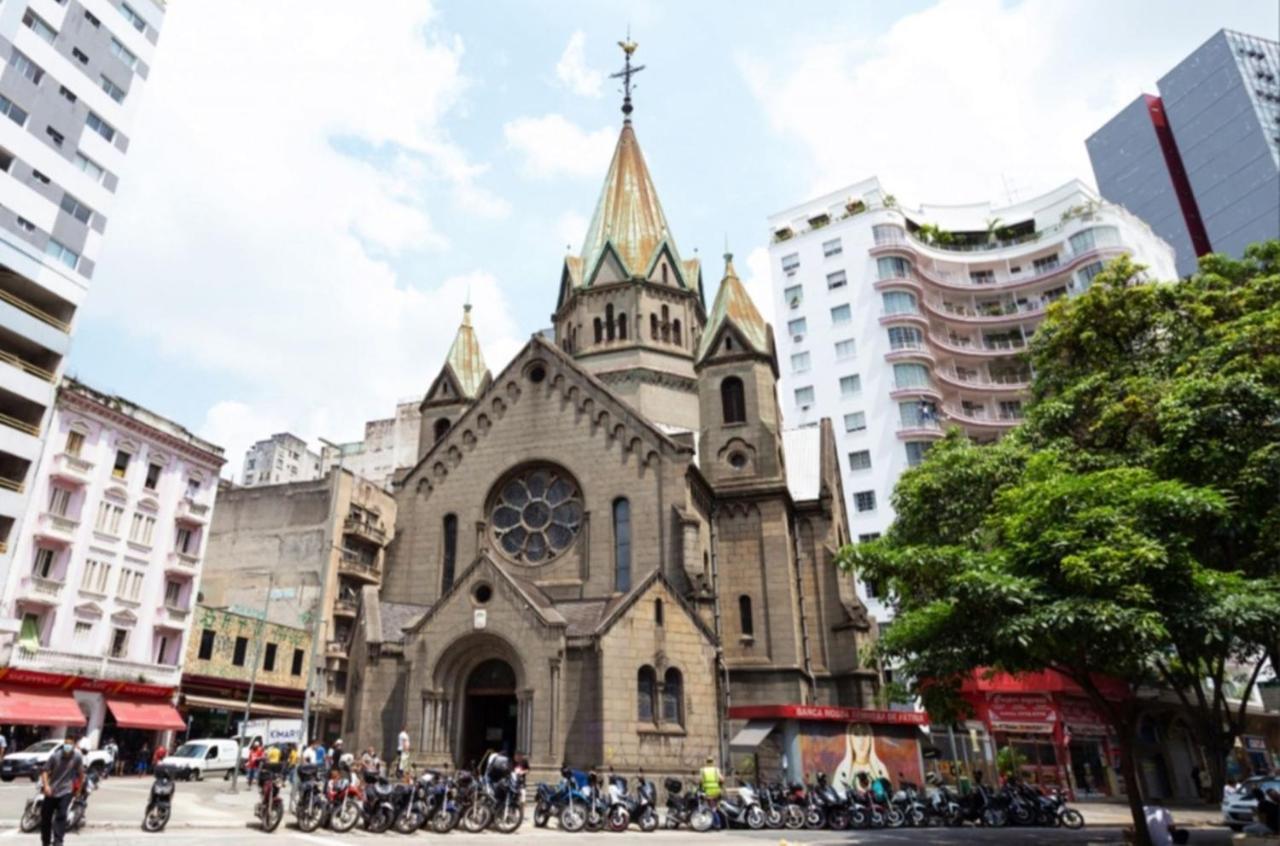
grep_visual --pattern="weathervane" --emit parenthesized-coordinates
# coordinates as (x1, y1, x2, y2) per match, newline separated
(610, 29, 645, 120)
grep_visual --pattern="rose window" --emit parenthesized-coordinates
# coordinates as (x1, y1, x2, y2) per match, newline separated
(490, 466, 583, 563)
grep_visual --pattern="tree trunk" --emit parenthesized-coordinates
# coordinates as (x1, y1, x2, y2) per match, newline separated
(1118, 733, 1152, 846)
(1203, 732, 1229, 806)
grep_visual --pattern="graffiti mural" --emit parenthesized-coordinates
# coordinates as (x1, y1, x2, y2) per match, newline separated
(799, 722, 924, 788)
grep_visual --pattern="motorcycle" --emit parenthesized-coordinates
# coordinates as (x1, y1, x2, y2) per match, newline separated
(892, 781, 928, 827)
(716, 781, 767, 829)
(67, 770, 99, 831)
(618, 773, 659, 832)
(294, 764, 328, 832)
(359, 771, 396, 833)
(535, 768, 594, 831)
(808, 773, 846, 830)
(662, 778, 710, 831)
(325, 773, 363, 832)
(142, 765, 176, 832)
(924, 782, 964, 827)
(489, 769, 525, 833)
(254, 767, 284, 832)
(19, 781, 43, 833)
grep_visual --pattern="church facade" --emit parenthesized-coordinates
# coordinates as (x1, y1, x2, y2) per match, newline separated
(344, 79, 879, 776)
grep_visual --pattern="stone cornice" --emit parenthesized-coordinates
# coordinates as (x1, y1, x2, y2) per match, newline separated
(60, 390, 225, 469)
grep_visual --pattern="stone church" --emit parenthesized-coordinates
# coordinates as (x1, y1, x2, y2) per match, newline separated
(344, 73, 879, 776)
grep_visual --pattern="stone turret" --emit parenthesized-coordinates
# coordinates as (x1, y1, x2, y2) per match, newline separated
(417, 304, 490, 462)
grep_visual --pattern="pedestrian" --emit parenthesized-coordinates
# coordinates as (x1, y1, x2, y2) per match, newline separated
(246, 740, 264, 785)
(136, 742, 150, 776)
(359, 747, 375, 774)
(102, 738, 118, 779)
(151, 743, 167, 774)
(286, 744, 299, 786)
(328, 739, 343, 770)
(698, 755, 724, 830)
(397, 725, 410, 776)
(0, 728, 8, 760)
(40, 735, 84, 846)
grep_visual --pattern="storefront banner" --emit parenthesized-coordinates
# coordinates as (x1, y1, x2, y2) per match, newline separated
(986, 694, 1056, 733)
(1059, 697, 1110, 736)
(0, 667, 172, 699)
(729, 704, 929, 725)
(796, 722, 925, 789)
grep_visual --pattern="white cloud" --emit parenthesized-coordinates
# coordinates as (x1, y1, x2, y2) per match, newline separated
(555, 211, 589, 254)
(739, 247, 773, 323)
(740, 0, 1174, 204)
(555, 31, 603, 98)
(85, 0, 524, 469)
(504, 114, 615, 179)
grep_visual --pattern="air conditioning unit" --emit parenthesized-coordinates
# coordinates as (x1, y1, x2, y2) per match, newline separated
(793, 334, 805, 343)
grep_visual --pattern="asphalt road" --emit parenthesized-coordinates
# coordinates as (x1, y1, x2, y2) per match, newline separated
(0, 776, 1236, 844)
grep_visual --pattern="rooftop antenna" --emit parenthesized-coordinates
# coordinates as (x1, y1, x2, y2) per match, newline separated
(610, 28, 645, 121)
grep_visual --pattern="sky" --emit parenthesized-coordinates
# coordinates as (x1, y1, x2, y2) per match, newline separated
(66, 0, 1279, 477)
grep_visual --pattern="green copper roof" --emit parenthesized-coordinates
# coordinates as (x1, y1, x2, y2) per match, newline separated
(445, 304, 489, 399)
(696, 254, 771, 361)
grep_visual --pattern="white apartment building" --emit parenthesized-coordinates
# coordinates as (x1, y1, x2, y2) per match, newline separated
(242, 432, 322, 487)
(0, 378, 223, 744)
(768, 177, 1175, 621)
(0, 0, 166, 581)
(320, 400, 421, 490)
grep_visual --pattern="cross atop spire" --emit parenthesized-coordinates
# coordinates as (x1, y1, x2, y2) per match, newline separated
(610, 31, 645, 121)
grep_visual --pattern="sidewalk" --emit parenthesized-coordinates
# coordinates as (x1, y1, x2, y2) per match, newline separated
(1077, 799, 1223, 828)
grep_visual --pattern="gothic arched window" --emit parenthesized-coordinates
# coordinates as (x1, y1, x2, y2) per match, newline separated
(637, 666, 656, 722)
(672, 318, 682, 347)
(655, 598, 664, 626)
(612, 497, 631, 592)
(617, 311, 628, 340)
(650, 314, 658, 340)
(441, 514, 458, 593)
(593, 318, 603, 344)
(605, 304, 616, 341)
(433, 417, 451, 443)
(739, 594, 754, 637)
(721, 377, 746, 424)
(662, 667, 683, 725)
(660, 305, 670, 342)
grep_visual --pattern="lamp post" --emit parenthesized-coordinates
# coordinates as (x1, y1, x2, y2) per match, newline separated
(230, 569, 275, 794)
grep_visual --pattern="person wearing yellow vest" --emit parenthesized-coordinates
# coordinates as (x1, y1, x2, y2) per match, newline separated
(699, 756, 724, 800)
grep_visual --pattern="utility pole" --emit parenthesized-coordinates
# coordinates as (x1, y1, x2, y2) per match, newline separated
(230, 570, 275, 794)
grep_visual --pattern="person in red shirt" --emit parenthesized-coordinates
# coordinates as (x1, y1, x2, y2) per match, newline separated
(151, 744, 167, 774)
(246, 740, 264, 786)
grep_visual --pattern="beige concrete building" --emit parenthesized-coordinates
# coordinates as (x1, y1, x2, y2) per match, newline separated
(200, 470, 395, 740)
(345, 69, 879, 779)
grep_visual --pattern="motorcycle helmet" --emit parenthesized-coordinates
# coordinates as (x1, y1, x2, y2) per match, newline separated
(664, 777, 683, 794)
(339, 753, 354, 769)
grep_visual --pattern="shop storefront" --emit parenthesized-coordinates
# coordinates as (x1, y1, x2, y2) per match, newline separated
(0, 666, 182, 763)
(727, 704, 929, 788)
(179, 674, 304, 742)
(960, 670, 1128, 799)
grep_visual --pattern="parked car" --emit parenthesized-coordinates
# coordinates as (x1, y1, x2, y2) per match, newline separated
(1222, 776, 1280, 831)
(162, 739, 241, 781)
(0, 740, 112, 782)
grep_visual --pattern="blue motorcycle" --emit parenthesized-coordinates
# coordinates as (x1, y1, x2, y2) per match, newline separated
(533, 767, 595, 832)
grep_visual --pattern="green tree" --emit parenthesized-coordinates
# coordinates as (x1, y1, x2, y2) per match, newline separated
(842, 242, 1280, 844)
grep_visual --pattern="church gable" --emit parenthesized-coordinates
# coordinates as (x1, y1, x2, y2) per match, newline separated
(697, 321, 758, 368)
(421, 365, 464, 408)
(643, 241, 686, 289)
(585, 242, 630, 287)
(407, 552, 566, 638)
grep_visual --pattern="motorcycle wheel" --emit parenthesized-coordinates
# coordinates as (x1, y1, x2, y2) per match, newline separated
(689, 808, 714, 833)
(429, 807, 460, 833)
(142, 805, 170, 832)
(804, 807, 826, 829)
(663, 811, 680, 830)
(1060, 808, 1085, 830)
(886, 807, 906, 828)
(560, 805, 586, 833)
(606, 805, 630, 832)
(393, 806, 420, 834)
(982, 807, 1008, 828)
(533, 802, 550, 828)
(462, 802, 492, 833)
(67, 804, 84, 831)
(1011, 804, 1033, 825)
(782, 805, 805, 830)
(20, 804, 40, 833)
(298, 799, 325, 833)
(638, 808, 658, 832)
(262, 802, 284, 833)
(946, 809, 965, 827)
(851, 807, 868, 829)
(585, 808, 605, 832)
(910, 807, 926, 827)
(494, 803, 523, 834)
(330, 799, 360, 833)
(826, 808, 850, 830)
(366, 806, 393, 834)
(765, 807, 783, 829)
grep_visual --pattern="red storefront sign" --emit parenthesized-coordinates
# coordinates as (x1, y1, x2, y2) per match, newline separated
(0, 666, 172, 699)
(728, 704, 929, 726)
(1059, 697, 1110, 736)
(986, 693, 1056, 733)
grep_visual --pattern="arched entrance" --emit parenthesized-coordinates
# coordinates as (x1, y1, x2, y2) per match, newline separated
(461, 658, 518, 768)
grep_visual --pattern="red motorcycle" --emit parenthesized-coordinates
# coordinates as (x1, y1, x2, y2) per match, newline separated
(255, 768, 284, 832)
(326, 774, 363, 832)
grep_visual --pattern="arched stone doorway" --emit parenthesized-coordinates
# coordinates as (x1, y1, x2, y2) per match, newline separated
(462, 658, 518, 768)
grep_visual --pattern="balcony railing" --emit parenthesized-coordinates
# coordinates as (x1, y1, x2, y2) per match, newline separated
(0, 475, 23, 493)
(50, 452, 93, 484)
(166, 550, 199, 571)
(10, 645, 182, 686)
(19, 574, 64, 601)
(0, 412, 40, 437)
(175, 497, 210, 523)
(333, 597, 358, 616)
(937, 368, 1031, 391)
(156, 604, 190, 626)
(0, 348, 54, 382)
(0, 288, 70, 333)
(325, 639, 349, 658)
(36, 512, 79, 542)
(343, 516, 387, 544)
(338, 550, 380, 581)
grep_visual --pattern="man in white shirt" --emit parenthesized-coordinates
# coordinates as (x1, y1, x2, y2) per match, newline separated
(1144, 805, 1173, 846)
(396, 726, 410, 776)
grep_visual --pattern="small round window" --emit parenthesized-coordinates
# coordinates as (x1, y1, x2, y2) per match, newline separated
(489, 464, 583, 564)
(473, 583, 493, 605)
(728, 451, 748, 469)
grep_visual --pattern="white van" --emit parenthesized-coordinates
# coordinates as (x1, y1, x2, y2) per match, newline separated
(162, 739, 240, 780)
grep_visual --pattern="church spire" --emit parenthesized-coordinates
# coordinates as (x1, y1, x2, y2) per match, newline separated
(696, 252, 773, 364)
(444, 303, 489, 400)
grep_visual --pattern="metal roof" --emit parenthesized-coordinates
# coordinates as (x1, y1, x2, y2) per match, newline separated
(445, 304, 489, 399)
(696, 254, 771, 361)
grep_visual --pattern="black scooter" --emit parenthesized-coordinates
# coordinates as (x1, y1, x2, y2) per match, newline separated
(142, 765, 176, 832)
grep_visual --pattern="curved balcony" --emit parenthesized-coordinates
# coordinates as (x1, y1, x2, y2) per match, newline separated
(927, 333, 1027, 359)
(895, 422, 946, 441)
(338, 550, 381, 583)
(934, 368, 1030, 393)
(165, 550, 200, 574)
(889, 383, 942, 402)
(943, 404, 1023, 431)
(34, 512, 78, 545)
(884, 344, 935, 364)
(922, 298, 1047, 326)
(868, 240, 913, 258)
(872, 275, 923, 294)
(175, 497, 210, 525)
(17, 574, 63, 604)
(878, 309, 929, 328)
(912, 246, 1125, 294)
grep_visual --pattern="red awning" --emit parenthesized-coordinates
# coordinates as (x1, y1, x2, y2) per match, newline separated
(106, 698, 186, 731)
(0, 689, 86, 726)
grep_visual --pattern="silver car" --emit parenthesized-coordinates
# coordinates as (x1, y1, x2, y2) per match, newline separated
(1222, 776, 1280, 831)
